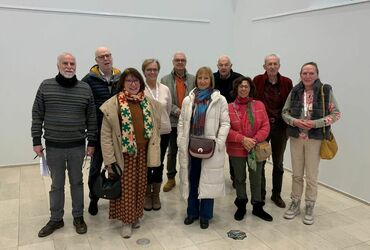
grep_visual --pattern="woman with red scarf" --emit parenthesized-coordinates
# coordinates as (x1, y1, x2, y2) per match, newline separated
(226, 76, 273, 222)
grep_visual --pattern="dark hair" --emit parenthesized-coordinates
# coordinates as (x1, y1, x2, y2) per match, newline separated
(118, 67, 145, 92)
(232, 76, 256, 98)
(300, 62, 319, 75)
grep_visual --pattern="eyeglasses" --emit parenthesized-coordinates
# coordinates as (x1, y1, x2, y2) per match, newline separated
(125, 79, 140, 84)
(174, 59, 186, 63)
(96, 53, 112, 60)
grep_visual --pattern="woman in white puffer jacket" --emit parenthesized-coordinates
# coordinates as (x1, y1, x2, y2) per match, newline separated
(177, 66, 230, 229)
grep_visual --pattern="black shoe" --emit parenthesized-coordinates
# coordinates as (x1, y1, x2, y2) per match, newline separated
(184, 216, 198, 225)
(271, 194, 286, 208)
(234, 198, 247, 221)
(200, 218, 209, 229)
(252, 204, 273, 222)
(88, 200, 98, 216)
(73, 216, 87, 234)
(38, 219, 64, 237)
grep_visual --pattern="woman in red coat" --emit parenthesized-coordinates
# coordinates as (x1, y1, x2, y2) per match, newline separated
(226, 76, 273, 222)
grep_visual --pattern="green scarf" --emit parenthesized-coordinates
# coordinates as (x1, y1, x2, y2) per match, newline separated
(118, 91, 153, 155)
(246, 102, 257, 171)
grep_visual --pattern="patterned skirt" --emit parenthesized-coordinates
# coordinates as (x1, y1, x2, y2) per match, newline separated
(109, 146, 147, 224)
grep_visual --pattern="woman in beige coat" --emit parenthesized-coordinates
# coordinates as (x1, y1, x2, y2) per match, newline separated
(100, 68, 160, 239)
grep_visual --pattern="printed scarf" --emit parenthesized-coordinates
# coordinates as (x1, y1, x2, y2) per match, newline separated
(191, 88, 213, 136)
(118, 90, 153, 155)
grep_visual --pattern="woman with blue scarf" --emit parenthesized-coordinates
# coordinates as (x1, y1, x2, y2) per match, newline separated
(177, 67, 230, 229)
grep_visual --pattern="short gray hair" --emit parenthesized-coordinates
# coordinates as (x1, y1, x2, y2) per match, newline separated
(57, 52, 75, 65)
(264, 54, 280, 65)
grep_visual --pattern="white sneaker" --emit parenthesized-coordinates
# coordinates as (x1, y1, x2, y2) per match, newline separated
(121, 223, 132, 238)
(284, 199, 301, 219)
(303, 201, 315, 225)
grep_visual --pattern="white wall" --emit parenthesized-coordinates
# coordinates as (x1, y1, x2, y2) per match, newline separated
(233, 0, 370, 203)
(0, 0, 234, 166)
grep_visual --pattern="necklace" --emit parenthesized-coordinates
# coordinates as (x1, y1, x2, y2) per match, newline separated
(145, 82, 159, 100)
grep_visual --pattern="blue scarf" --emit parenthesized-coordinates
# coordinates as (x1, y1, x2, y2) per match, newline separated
(191, 88, 213, 136)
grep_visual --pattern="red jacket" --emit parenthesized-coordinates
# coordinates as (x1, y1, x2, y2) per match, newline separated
(226, 100, 270, 157)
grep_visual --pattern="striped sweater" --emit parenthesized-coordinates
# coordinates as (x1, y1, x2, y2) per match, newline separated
(31, 77, 97, 147)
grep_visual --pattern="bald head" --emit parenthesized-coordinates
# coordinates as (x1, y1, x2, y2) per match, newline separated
(95, 46, 113, 76)
(217, 55, 232, 78)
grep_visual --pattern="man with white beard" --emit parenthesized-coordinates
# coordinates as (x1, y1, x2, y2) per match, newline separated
(31, 52, 97, 237)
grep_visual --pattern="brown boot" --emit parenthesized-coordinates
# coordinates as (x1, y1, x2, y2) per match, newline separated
(144, 184, 153, 211)
(163, 178, 176, 192)
(152, 182, 162, 210)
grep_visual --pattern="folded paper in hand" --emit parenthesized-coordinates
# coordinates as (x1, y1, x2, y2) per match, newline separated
(39, 154, 49, 177)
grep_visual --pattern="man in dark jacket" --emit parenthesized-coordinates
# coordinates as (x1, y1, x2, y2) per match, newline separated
(214, 55, 242, 103)
(82, 47, 121, 215)
(32, 53, 97, 237)
(214, 55, 242, 186)
(253, 54, 293, 208)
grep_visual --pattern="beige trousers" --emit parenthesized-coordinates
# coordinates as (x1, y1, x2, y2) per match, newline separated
(289, 137, 321, 202)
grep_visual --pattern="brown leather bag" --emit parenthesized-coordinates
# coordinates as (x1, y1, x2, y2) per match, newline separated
(189, 136, 216, 159)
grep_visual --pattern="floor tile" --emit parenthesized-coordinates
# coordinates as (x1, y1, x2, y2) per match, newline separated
(0, 199, 19, 224)
(2, 161, 369, 250)
(18, 240, 55, 250)
(53, 235, 90, 250)
(0, 221, 18, 249)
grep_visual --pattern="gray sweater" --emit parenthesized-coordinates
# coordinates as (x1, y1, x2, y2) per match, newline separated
(31, 77, 97, 147)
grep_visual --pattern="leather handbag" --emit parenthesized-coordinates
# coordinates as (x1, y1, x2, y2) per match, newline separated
(319, 85, 338, 160)
(255, 141, 272, 162)
(189, 136, 216, 159)
(93, 163, 122, 200)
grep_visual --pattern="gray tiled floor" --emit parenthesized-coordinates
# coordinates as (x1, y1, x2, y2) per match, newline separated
(1, 161, 369, 250)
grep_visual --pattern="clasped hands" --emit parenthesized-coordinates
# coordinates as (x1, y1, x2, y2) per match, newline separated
(293, 119, 315, 130)
(242, 137, 256, 152)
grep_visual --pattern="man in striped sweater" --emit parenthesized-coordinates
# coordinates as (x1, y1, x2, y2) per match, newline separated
(81, 47, 121, 216)
(32, 52, 97, 237)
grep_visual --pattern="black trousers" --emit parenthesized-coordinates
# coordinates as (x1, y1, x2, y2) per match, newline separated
(261, 121, 288, 198)
(147, 133, 171, 183)
(88, 141, 103, 202)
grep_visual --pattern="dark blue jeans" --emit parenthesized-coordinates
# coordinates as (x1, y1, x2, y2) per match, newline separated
(187, 156, 214, 220)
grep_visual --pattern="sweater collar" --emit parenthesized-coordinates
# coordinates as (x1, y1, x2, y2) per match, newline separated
(55, 73, 78, 88)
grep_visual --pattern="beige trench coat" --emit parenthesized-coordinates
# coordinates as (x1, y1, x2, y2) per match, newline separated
(100, 95, 161, 172)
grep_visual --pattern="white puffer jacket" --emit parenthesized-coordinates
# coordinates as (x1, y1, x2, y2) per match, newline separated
(177, 89, 230, 200)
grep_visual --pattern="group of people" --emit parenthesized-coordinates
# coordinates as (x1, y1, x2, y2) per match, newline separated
(31, 48, 341, 239)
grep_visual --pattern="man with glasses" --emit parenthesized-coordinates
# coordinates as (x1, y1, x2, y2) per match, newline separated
(161, 52, 195, 192)
(32, 52, 97, 237)
(82, 46, 121, 215)
(213, 55, 242, 187)
(253, 54, 293, 208)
